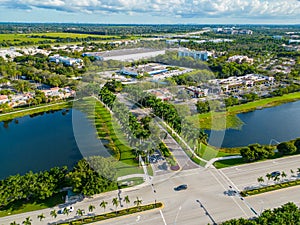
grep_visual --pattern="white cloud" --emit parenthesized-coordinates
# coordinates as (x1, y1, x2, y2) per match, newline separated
(1, 0, 300, 20)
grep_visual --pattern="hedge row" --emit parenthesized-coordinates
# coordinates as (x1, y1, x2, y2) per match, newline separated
(240, 179, 300, 197)
(58, 202, 163, 225)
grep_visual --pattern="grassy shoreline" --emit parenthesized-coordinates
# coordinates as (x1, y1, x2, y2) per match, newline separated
(74, 97, 152, 177)
(0, 101, 73, 122)
(188, 92, 300, 130)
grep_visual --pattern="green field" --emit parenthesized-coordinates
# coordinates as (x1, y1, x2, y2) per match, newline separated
(0, 32, 121, 46)
(188, 92, 300, 130)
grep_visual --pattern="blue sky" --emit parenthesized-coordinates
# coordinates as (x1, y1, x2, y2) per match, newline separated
(0, 0, 299, 24)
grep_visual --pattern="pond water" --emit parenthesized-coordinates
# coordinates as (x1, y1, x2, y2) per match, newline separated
(0, 109, 110, 179)
(207, 100, 300, 148)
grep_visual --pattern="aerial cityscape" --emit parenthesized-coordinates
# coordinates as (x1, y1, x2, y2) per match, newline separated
(0, 1, 300, 225)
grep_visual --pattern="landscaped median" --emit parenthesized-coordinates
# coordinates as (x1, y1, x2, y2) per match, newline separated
(240, 179, 300, 197)
(57, 202, 163, 225)
(158, 142, 180, 171)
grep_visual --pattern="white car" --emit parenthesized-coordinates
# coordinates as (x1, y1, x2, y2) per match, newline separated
(59, 206, 74, 214)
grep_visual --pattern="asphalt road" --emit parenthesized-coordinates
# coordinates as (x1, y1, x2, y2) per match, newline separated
(0, 168, 254, 225)
(221, 154, 300, 191)
(2, 136, 300, 224)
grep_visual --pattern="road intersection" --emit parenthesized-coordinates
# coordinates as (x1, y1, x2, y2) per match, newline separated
(2, 153, 300, 225)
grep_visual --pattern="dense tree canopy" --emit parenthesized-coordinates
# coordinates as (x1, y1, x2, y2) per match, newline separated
(220, 202, 300, 225)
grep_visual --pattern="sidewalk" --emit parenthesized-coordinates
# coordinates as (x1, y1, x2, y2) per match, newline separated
(205, 155, 242, 168)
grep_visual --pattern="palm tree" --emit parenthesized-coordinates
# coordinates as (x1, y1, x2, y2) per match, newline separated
(37, 213, 45, 221)
(266, 173, 272, 185)
(274, 175, 280, 184)
(124, 195, 130, 211)
(281, 171, 287, 182)
(88, 204, 96, 214)
(297, 168, 300, 177)
(291, 169, 295, 177)
(50, 210, 57, 219)
(134, 197, 143, 211)
(10, 222, 19, 225)
(63, 207, 69, 216)
(99, 200, 108, 213)
(76, 209, 85, 223)
(22, 217, 32, 225)
(88, 204, 96, 220)
(257, 176, 264, 186)
(112, 197, 120, 215)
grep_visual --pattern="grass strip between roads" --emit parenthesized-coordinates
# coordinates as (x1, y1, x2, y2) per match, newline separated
(58, 202, 163, 225)
(240, 179, 300, 197)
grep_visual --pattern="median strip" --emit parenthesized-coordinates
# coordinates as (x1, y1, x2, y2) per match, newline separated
(57, 202, 163, 225)
(240, 179, 300, 197)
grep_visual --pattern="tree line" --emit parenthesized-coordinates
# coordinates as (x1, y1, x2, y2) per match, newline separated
(0, 156, 117, 209)
(240, 138, 300, 162)
(99, 82, 208, 161)
(219, 202, 300, 225)
(195, 83, 300, 114)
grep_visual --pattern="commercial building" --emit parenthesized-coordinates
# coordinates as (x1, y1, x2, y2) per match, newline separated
(227, 55, 254, 64)
(146, 88, 174, 101)
(185, 86, 208, 98)
(213, 28, 253, 35)
(208, 74, 275, 92)
(119, 63, 169, 77)
(49, 55, 83, 67)
(289, 39, 300, 44)
(178, 49, 212, 61)
(83, 48, 165, 62)
(0, 95, 8, 104)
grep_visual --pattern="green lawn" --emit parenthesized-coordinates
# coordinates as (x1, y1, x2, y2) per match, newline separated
(214, 158, 245, 169)
(119, 177, 145, 188)
(0, 33, 121, 46)
(0, 192, 66, 218)
(188, 92, 300, 130)
(74, 98, 151, 177)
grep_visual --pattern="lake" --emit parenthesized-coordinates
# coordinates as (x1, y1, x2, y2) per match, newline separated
(207, 100, 300, 148)
(0, 109, 110, 179)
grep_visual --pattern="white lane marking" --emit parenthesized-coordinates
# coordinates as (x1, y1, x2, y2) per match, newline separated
(218, 169, 240, 191)
(160, 209, 168, 225)
(209, 170, 249, 218)
(136, 215, 141, 222)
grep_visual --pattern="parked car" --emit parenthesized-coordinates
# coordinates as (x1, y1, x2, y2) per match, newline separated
(149, 156, 157, 163)
(174, 184, 188, 191)
(59, 206, 74, 214)
(271, 171, 280, 177)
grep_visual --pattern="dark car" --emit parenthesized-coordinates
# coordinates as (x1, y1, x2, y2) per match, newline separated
(271, 171, 280, 177)
(174, 184, 188, 191)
